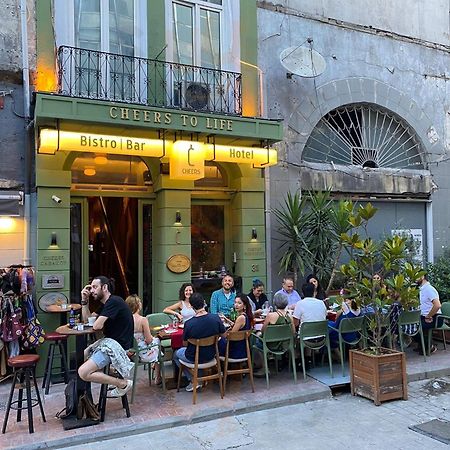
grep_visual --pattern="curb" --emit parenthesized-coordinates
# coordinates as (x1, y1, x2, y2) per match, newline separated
(9, 385, 331, 450)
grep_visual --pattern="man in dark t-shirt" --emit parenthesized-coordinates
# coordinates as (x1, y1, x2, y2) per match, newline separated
(173, 293, 225, 392)
(78, 276, 134, 397)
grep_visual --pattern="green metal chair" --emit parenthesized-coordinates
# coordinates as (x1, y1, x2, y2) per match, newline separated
(129, 337, 166, 403)
(398, 310, 426, 362)
(298, 320, 333, 380)
(329, 316, 366, 376)
(427, 302, 450, 355)
(146, 312, 173, 353)
(252, 323, 297, 388)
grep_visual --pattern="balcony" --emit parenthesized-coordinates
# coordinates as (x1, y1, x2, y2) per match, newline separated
(56, 46, 242, 116)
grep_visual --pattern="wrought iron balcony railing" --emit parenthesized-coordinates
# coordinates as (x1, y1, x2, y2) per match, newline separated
(57, 46, 242, 116)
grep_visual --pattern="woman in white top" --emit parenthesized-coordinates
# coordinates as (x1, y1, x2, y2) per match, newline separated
(125, 294, 161, 385)
(163, 283, 196, 322)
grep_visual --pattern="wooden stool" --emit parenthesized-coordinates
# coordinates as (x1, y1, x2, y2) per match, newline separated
(42, 332, 69, 394)
(97, 364, 130, 422)
(2, 354, 46, 434)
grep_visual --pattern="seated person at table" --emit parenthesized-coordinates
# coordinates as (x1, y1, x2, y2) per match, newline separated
(173, 293, 226, 392)
(247, 279, 269, 317)
(218, 294, 253, 359)
(125, 294, 162, 385)
(293, 283, 327, 329)
(163, 282, 196, 323)
(210, 274, 236, 317)
(253, 292, 295, 375)
(328, 297, 361, 349)
(79, 276, 134, 397)
(305, 273, 329, 309)
(275, 276, 302, 310)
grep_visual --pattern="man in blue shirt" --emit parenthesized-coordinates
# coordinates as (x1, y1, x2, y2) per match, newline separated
(210, 274, 236, 316)
(275, 276, 302, 309)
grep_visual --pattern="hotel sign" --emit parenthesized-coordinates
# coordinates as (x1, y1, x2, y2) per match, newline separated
(38, 129, 277, 181)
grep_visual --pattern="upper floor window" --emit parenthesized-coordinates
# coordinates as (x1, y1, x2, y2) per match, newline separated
(55, 0, 147, 58)
(172, 1, 222, 69)
(167, 1, 239, 73)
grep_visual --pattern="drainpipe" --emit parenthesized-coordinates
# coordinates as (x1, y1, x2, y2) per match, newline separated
(426, 200, 434, 263)
(20, 0, 31, 265)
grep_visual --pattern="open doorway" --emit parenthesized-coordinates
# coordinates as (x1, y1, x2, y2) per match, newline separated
(70, 197, 153, 313)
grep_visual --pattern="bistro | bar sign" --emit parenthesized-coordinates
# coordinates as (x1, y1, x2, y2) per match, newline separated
(38, 129, 277, 180)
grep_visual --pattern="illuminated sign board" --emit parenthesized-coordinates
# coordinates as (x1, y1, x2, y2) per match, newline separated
(38, 129, 277, 180)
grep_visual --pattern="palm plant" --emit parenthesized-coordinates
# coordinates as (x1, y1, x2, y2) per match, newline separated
(274, 190, 356, 289)
(272, 191, 309, 285)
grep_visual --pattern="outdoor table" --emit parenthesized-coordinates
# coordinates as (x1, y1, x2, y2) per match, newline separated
(153, 326, 184, 350)
(55, 324, 97, 430)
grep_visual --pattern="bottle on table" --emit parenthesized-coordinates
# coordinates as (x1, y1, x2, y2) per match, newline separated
(69, 307, 76, 328)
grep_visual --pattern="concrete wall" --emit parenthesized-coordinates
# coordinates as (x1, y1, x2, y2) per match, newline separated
(260, 0, 450, 46)
(257, 2, 450, 291)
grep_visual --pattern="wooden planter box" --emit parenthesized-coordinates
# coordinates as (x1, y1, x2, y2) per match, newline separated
(349, 348, 407, 406)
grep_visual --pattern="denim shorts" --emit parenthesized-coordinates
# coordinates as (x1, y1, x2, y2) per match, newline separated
(91, 349, 111, 369)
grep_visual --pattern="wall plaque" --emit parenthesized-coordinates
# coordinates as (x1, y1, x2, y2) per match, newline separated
(42, 274, 65, 289)
(166, 254, 191, 273)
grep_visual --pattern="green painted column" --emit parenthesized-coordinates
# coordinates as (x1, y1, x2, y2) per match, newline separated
(35, 168, 72, 374)
(230, 177, 267, 293)
(153, 182, 192, 311)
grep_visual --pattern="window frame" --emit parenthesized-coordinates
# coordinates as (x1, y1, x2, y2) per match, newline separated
(54, 0, 148, 59)
(166, 0, 240, 72)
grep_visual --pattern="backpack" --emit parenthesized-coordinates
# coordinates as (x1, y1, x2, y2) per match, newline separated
(56, 378, 77, 419)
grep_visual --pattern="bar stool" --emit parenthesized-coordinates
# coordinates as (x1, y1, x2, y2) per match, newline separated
(2, 354, 46, 434)
(98, 364, 130, 422)
(42, 332, 69, 394)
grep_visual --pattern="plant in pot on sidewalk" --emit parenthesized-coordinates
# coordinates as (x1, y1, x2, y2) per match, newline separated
(339, 203, 425, 405)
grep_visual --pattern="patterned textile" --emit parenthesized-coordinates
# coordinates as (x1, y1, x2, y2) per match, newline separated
(87, 337, 134, 379)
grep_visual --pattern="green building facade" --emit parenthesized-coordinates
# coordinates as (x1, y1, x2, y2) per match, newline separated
(33, 0, 282, 350)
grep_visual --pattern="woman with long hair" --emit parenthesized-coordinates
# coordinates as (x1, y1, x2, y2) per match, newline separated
(219, 293, 253, 359)
(247, 278, 269, 317)
(163, 282, 195, 322)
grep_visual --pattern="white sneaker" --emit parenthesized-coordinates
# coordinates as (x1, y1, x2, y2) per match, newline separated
(109, 379, 133, 397)
(185, 382, 201, 392)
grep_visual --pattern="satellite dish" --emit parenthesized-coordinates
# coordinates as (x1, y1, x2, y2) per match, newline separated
(280, 46, 326, 78)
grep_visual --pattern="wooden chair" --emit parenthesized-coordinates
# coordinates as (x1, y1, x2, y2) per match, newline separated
(176, 335, 223, 405)
(219, 330, 255, 392)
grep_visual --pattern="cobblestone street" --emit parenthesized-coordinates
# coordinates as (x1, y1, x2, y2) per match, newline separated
(65, 377, 450, 450)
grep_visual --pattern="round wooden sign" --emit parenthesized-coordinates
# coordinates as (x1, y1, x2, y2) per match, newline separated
(166, 254, 191, 273)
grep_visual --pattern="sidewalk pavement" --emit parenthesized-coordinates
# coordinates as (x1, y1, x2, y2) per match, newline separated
(1, 345, 450, 450)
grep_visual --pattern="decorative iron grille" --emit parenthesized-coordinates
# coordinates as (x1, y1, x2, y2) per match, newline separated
(57, 46, 242, 115)
(302, 104, 424, 169)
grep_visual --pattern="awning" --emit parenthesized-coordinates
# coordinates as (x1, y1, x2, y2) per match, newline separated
(0, 191, 23, 216)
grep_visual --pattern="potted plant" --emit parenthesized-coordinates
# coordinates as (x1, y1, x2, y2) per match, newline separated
(339, 203, 424, 405)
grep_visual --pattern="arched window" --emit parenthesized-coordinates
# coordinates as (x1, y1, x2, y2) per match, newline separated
(71, 153, 152, 191)
(302, 104, 425, 170)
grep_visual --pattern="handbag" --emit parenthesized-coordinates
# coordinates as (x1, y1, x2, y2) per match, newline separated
(77, 393, 100, 421)
(1, 299, 25, 342)
(22, 317, 45, 348)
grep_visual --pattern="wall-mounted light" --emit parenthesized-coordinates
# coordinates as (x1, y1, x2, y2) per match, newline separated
(175, 211, 182, 224)
(251, 228, 258, 240)
(50, 231, 58, 248)
(84, 167, 96, 176)
(0, 217, 15, 232)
